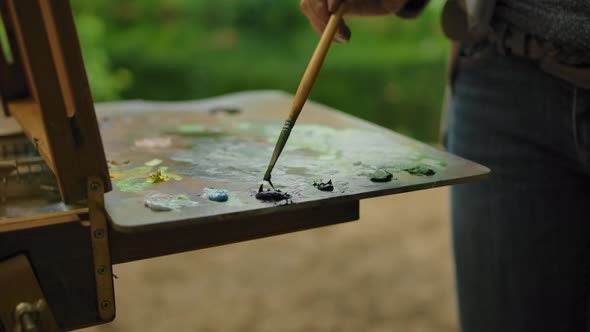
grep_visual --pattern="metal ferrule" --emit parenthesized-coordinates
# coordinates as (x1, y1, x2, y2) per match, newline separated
(263, 120, 296, 181)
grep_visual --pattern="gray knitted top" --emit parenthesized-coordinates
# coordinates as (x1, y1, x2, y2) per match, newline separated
(495, 0, 590, 51)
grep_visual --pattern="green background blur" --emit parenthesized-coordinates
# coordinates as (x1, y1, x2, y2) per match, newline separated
(71, 0, 449, 142)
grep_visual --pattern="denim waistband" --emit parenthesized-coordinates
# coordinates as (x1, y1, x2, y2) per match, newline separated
(489, 21, 590, 66)
(460, 22, 590, 89)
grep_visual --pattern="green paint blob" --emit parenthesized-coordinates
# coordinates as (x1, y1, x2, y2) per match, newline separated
(145, 158, 163, 167)
(404, 165, 436, 176)
(114, 166, 153, 192)
(116, 177, 151, 193)
(168, 124, 224, 137)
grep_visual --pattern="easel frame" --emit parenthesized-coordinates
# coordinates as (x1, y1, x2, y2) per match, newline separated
(0, 0, 110, 204)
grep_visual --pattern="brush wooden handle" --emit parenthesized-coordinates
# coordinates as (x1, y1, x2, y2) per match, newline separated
(288, 3, 347, 122)
(263, 3, 347, 182)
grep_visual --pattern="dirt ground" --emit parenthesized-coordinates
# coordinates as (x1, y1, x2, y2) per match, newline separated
(84, 188, 457, 332)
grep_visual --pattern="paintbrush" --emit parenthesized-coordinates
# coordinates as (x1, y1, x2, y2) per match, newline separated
(262, 2, 348, 188)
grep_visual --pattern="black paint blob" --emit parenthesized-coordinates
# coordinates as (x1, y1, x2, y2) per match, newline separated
(255, 184, 292, 202)
(313, 179, 334, 192)
(370, 169, 393, 183)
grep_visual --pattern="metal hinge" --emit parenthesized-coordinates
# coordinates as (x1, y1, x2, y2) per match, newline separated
(87, 176, 115, 321)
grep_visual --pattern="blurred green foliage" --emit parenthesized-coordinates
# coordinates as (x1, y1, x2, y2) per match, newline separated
(71, 0, 449, 141)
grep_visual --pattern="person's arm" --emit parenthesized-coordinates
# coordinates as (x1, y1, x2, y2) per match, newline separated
(300, 0, 430, 43)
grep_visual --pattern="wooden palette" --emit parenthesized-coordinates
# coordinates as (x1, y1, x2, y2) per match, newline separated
(98, 91, 489, 232)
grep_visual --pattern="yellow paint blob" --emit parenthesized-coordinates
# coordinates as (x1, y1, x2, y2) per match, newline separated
(109, 171, 124, 179)
(146, 167, 182, 184)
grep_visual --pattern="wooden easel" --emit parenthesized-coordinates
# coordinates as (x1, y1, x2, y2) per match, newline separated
(1, 0, 113, 330)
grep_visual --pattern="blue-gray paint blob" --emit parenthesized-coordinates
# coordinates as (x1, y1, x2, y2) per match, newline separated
(203, 187, 229, 202)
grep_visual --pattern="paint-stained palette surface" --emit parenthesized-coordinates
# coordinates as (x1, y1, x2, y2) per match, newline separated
(99, 91, 489, 232)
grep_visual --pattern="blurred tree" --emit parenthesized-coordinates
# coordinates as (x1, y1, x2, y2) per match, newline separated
(71, 0, 448, 141)
(74, 1, 132, 101)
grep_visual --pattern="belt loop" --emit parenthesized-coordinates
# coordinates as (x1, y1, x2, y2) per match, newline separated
(491, 22, 508, 56)
(526, 39, 545, 61)
(508, 30, 527, 57)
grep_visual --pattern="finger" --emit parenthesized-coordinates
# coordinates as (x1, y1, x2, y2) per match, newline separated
(301, 0, 351, 43)
(300, 0, 330, 36)
(327, 0, 343, 12)
(327, 0, 351, 42)
(346, 0, 401, 16)
(334, 19, 352, 43)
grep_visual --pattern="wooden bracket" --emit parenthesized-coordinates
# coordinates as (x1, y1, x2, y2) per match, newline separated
(87, 176, 115, 321)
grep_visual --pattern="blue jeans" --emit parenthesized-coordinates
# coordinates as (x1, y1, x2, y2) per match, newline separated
(448, 46, 590, 332)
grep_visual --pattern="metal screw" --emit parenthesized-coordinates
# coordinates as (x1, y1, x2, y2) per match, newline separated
(93, 229, 105, 239)
(97, 265, 107, 275)
(20, 312, 37, 332)
(90, 182, 100, 192)
(34, 300, 46, 312)
(100, 300, 111, 310)
(14, 300, 46, 332)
